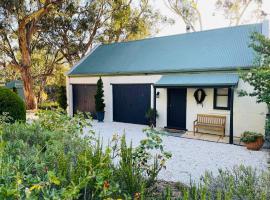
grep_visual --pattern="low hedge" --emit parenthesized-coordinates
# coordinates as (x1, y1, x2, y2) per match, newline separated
(0, 87, 26, 122)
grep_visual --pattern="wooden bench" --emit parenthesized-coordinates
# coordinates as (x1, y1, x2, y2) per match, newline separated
(193, 114, 226, 137)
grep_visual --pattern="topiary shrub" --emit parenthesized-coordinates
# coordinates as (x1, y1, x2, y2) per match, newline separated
(0, 87, 26, 122)
(95, 77, 105, 112)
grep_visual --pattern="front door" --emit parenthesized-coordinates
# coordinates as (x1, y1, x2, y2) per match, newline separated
(167, 88, 187, 130)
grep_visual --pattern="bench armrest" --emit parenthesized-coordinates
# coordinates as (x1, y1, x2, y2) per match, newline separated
(193, 119, 198, 125)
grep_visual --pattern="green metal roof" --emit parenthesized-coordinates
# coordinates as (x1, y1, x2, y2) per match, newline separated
(155, 73, 239, 87)
(5, 80, 25, 100)
(69, 23, 262, 76)
(5, 80, 23, 88)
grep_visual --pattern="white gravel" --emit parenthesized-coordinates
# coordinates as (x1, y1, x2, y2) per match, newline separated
(88, 121, 269, 185)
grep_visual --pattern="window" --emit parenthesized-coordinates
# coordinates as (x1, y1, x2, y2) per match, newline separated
(213, 88, 231, 110)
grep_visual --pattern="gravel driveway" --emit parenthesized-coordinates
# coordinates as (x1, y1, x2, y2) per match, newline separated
(88, 121, 269, 185)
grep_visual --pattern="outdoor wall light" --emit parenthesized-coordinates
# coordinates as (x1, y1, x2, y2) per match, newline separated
(156, 91, 160, 98)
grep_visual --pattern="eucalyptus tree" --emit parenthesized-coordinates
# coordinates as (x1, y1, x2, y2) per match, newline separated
(166, 0, 202, 31)
(0, 0, 63, 109)
(0, 0, 165, 108)
(166, 0, 265, 32)
(215, 0, 265, 25)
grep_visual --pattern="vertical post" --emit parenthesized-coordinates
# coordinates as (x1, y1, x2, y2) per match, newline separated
(229, 87, 234, 144)
(153, 86, 157, 127)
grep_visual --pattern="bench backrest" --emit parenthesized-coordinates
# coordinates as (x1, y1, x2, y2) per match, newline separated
(197, 114, 226, 125)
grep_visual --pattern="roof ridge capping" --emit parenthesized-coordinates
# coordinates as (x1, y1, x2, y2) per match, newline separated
(100, 22, 264, 47)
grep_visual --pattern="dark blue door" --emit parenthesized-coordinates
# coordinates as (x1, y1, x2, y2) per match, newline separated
(113, 84, 151, 125)
(167, 88, 187, 130)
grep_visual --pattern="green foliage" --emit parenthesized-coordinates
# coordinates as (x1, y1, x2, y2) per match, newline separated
(197, 166, 270, 200)
(38, 101, 59, 110)
(0, 110, 171, 199)
(134, 128, 172, 184)
(0, 0, 167, 109)
(240, 32, 270, 146)
(167, 0, 201, 31)
(145, 108, 159, 126)
(240, 32, 270, 105)
(95, 77, 105, 112)
(215, 0, 263, 26)
(0, 87, 26, 122)
(57, 86, 67, 110)
(240, 131, 264, 143)
(153, 166, 270, 200)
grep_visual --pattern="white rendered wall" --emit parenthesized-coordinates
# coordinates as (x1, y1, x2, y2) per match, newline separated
(234, 79, 267, 136)
(156, 88, 167, 127)
(67, 74, 267, 137)
(186, 88, 230, 135)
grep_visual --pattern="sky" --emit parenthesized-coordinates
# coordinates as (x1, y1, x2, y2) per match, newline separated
(151, 0, 270, 37)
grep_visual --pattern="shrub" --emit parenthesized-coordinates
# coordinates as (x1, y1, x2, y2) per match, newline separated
(0, 87, 26, 122)
(145, 108, 159, 126)
(38, 101, 59, 110)
(0, 110, 171, 199)
(240, 131, 264, 143)
(152, 166, 270, 200)
(57, 86, 67, 110)
(95, 77, 105, 112)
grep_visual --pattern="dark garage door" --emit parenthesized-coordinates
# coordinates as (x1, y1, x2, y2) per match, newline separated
(73, 84, 97, 117)
(113, 84, 151, 125)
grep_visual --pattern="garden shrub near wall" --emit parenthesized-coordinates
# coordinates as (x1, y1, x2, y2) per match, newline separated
(0, 110, 171, 199)
(152, 166, 270, 200)
(0, 87, 26, 122)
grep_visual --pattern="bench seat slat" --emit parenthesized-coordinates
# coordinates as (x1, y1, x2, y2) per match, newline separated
(193, 114, 226, 137)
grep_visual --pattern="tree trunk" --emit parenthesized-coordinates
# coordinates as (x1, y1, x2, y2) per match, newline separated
(20, 67, 37, 110)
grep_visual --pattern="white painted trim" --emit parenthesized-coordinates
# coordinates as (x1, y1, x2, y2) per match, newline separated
(66, 44, 101, 76)
(262, 20, 269, 37)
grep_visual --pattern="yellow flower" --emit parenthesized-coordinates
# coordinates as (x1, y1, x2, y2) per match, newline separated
(30, 184, 42, 191)
(17, 179, 22, 185)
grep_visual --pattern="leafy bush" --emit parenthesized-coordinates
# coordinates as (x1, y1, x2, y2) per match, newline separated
(0, 87, 26, 122)
(0, 110, 171, 199)
(38, 101, 59, 110)
(145, 108, 159, 126)
(57, 86, 67, 110)
(240, 131, 264, 143)
(152, 166, 270, 200)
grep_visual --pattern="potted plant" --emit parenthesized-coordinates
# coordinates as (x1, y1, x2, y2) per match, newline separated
(95, 77, 105, 122)
(240, 131, 264, 150)
(145, 108, 158, 127)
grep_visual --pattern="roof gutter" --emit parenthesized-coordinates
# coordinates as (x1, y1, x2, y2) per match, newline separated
(67, 66, 253, 77)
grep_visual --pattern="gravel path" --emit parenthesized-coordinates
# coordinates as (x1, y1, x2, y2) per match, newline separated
(88, 121, 269, 185)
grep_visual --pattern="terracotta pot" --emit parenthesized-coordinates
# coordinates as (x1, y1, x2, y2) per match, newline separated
(245, 137, 264, 151)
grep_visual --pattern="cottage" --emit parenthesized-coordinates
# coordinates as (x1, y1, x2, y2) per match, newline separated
(66, 22, 269, 144)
